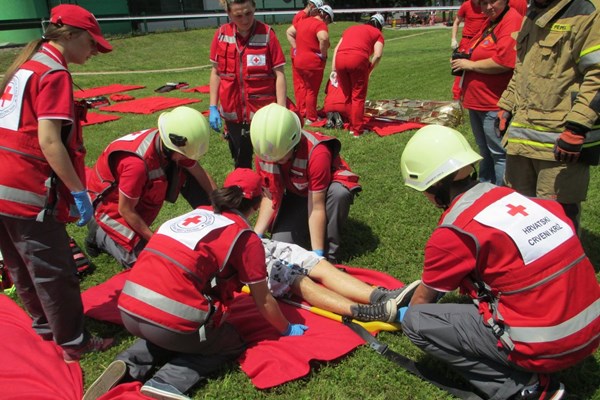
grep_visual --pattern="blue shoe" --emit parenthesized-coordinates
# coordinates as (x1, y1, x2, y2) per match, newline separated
(140, 378, 190, 400)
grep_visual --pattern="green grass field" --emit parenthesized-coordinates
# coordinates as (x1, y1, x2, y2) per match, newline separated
(1, 22, 599, 399)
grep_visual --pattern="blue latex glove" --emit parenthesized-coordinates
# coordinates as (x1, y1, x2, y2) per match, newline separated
(282, 323, 308, 336)
(208, 105, 222, 132)
(71, 190, 93, 227)
(396, 306, 409, 323)
(313, 249, 324, 257)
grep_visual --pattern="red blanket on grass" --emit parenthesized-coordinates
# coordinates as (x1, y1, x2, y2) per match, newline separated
(307, 117, 425, 136)
(0, 295, 84, 400)
(74, 84, 145, 99)
(82, 267, 403, 391)
(99, 97, 200, 114)
(82, 112, 121, 126)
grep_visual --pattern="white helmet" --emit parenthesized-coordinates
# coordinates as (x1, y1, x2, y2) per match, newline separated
(370, 13, 385, 29)
(401, 125, 482, 191)
(308, 0, 324, 8)
(318, 5, 334, 22)
(250, 103, 302, 162)
(158, 106, 210, 160)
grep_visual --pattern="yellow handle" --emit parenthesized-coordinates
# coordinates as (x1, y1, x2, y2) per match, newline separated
(241, 286, 400, 333)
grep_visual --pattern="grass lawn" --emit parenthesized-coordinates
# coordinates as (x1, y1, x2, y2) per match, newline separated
(1, 22, 599, 400)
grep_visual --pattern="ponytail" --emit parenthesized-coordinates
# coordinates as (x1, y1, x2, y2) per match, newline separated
(0, 23, 84, 94)
(211, 186, 261, 214)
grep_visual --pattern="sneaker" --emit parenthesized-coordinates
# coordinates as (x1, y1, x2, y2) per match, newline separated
(370, 280, 421, 307)
(513, 374, 566, 400)
(350, 299, 397, 323)
(63, 336, 115, 363)
(84, 237, 102, 258)
(352, 131, 363, 138)
(82, 360, 127, 400)
(333, 112, 344, 129)
(141, 378, 191, 400)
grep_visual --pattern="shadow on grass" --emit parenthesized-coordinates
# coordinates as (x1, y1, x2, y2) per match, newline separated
(580, 228, 600, 273)
(338, 217, 379, 262)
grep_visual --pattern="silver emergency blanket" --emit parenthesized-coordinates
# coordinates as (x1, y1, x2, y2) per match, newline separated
(364, 99, 464, 128)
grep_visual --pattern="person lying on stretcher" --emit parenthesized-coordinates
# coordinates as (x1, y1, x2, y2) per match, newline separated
(262, 239, 420, 323)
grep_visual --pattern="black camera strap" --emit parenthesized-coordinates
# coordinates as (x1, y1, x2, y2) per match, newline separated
(468, 5, 511, 53)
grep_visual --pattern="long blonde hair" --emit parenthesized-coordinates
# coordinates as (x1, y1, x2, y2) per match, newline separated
(0, 23, 84, 94)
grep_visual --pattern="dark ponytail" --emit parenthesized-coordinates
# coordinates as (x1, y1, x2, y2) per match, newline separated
(210, 186, 261, 214)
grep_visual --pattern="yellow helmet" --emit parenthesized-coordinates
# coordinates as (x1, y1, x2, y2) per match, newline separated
(401, 125, 482, 191)
(250, 103, 302, 162)
(158, 106, 210, 160)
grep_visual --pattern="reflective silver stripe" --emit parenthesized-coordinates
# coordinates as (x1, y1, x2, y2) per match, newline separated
(441, 183, 495, 225)
(507, 298, 600, 344)
(144, 247, 202, 284)
(536, 333, 600, 359)
(0, 184, 46, 207)
(509, 125, 600, 147)
(222, 111, 238, 120)
(578, 46, 600, 72)
(258, 161, 279, 174)
(249, 34, 269, 46)
(99, 213, 136, 240)
(133, 130, 157, 157)
(220, 33, 236, 44)
(31, 53, 66, 72)
(148, 167, 165, 180)
(122, 281, 208, 322)
(303, 130, 320, 146)
(292, 158, 308, 169)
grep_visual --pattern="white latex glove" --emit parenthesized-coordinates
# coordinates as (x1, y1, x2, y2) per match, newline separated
(451, 39, 459, 50)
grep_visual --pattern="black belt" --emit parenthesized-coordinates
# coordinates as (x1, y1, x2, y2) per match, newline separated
(462, 35, 474, 39)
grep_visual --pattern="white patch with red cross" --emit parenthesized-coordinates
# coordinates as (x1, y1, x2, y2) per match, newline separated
(246, 54, 266, 66)
(474, 192, 574, 264)
(0, 70, 33, 131)
(157, 208, 234, 250)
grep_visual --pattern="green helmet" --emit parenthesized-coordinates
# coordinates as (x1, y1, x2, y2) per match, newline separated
(158, 106, 210, 160)
(401, 125, 482, 191)
(250, 103, 302, 162)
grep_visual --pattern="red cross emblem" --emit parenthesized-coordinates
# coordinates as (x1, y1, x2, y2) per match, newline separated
(1, 84, 14, 107)
(182, 215, 203, 226)
(506, 203, 528, 217)
(252, 56, 260, 64)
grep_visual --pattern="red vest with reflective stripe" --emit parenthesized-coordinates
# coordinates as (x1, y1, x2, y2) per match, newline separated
(214, 21, 277, 123)
(0, 53, 85, 222)
(87, 129, 167, 251)
(117, 207, 252, 332)
(257, 130, 361, 218)
(441, 183, 600, 372)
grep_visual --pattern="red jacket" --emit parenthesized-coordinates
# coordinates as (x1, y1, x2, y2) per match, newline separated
(211, 21, 282, 123)
(440, 183, 599, 372)
(257, 130, 361, 226)
(118, 207, 253, 332)
(0, 52, 85, 223)
(87, 129, 169, 251)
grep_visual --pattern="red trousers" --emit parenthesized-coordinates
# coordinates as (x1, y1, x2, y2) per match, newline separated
(336, 54, 370, 133)
(295, 67, 325, 121)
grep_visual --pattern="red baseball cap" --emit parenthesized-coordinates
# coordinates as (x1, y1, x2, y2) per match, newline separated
(224, 168, 263, 200)
(50, 4, 112, 53)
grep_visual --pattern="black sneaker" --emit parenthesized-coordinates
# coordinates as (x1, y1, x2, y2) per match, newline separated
(83, 360, 127, 400)
(513, 374, 566, 400)
(370, 279, 421, 307)
(350, 299, 397, 322)
(333, 112, 344, 129)
(84, 237, 102, 258)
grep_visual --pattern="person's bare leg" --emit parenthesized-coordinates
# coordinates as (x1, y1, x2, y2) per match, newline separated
(306, 260, 374, 304)
(290, 275, 356, 316)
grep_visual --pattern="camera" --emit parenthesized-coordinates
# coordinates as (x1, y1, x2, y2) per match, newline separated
(451, 51, 471, 76)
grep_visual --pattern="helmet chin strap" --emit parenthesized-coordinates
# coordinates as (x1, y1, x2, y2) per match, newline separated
(427, 166, 478, 210)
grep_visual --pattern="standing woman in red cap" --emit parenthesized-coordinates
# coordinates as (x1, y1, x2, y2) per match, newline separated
(0, 4, 113, 361)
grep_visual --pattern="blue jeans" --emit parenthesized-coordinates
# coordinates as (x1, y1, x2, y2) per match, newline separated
(468, 109, 506, 185)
